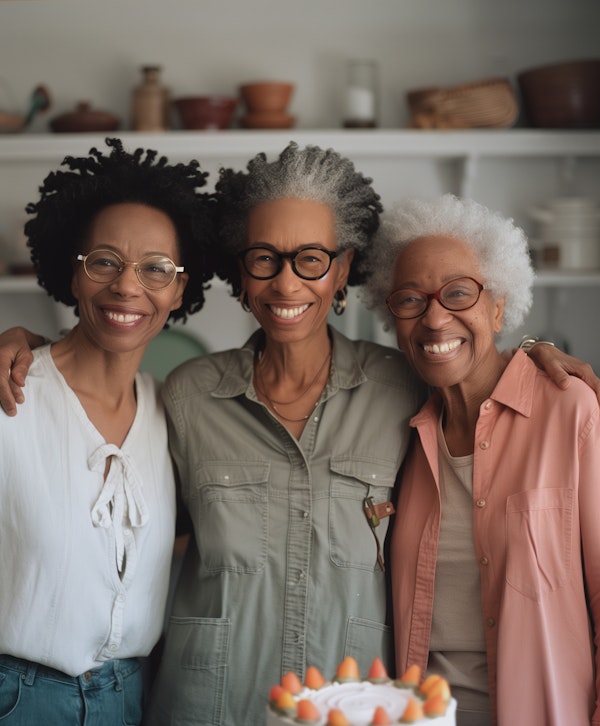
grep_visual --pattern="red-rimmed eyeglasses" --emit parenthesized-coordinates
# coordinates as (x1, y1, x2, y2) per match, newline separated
(386, 277, 485, 319)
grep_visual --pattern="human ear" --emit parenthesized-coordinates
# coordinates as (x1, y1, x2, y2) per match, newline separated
(170, 273, 189, 312)
(493, 296, 505, 334)
(335, 247, 355, 287)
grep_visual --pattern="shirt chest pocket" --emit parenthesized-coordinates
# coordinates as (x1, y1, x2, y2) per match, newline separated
(329, 457, 396, 571)
(505, 487, 574, 601)
(192, 460, 270, 574)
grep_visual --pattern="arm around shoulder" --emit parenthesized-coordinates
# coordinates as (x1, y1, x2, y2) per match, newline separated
(519, 336, 600, 403)
(0, 327, 49, 416)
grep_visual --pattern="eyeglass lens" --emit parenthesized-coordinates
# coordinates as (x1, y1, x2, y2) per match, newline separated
(387, 277, 483, 319)
(241, 247, 335, 280)
(81, 250, 179, 289)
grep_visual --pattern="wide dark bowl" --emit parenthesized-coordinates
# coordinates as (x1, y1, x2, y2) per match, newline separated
(173, 96, 237, 130)
(49, 102, 120, 133)
(517, 58, 600, 128)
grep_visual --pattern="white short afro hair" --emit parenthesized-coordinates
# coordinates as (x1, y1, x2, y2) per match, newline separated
(359, 194, 535, 333)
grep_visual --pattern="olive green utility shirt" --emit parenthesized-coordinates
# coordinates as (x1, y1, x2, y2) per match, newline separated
(147, 327, 423, 726)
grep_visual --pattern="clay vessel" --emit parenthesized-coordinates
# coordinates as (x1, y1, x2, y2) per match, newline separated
(131, 66, 170, 131)
(50, 102, 120, 133)
(173, 96, 237, 130)
(239, 82, 294, 113)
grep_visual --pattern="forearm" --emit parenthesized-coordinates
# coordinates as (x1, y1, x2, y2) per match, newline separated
(517, 334, 600, 402)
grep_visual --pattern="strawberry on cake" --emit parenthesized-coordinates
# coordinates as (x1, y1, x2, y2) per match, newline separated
(267, 656, 457, 726)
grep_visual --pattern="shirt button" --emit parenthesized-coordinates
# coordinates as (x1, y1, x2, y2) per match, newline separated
(480, 556, 489, 566)
(484, 400, 492, 410)
(302, 511, 309, 519)
(476, 498, 486, 508)
(109, 644, 118, 652)
(299, 571, 306, 580)
(479, 440, 489, 450)
(313, 416, 319, 422)
(117, 594, 125, 602)
(486, 617, 496, 628)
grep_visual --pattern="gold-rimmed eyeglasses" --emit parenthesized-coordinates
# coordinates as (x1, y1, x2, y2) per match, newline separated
(386, 276, 485, 319)
(76, 249, 184, 290)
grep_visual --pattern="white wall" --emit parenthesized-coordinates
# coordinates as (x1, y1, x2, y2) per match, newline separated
(1, 0, 598, 132)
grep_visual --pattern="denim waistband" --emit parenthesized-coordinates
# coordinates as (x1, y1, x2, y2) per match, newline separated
(0, 654, 141, 688)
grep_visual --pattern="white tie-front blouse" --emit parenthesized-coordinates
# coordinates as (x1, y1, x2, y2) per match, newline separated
(0, 346, 176, 676)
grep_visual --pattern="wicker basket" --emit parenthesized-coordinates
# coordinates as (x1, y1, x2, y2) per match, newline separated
(406, 77, 519, 129)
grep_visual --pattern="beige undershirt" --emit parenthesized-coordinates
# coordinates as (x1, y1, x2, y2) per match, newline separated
(427, 415, 491, 724)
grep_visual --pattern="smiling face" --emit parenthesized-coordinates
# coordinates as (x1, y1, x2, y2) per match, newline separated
(391, 235, 505, 391)
(241, 198, 353, 346)
(71, 202, 188, 355)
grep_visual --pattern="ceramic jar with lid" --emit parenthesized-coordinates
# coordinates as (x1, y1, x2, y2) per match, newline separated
(49, 102, 120, 133)
(131, 65, 170, 132)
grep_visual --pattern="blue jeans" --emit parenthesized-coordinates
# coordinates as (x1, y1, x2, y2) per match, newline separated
(0, 655, 143, 725)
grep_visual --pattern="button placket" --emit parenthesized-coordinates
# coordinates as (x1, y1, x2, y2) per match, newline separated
(281, 452, 312, 675)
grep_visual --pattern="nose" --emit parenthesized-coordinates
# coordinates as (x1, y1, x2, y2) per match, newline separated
(271, 258, 301, 292)
(420, 297, 453, 327)
(109, 264, 143, 295)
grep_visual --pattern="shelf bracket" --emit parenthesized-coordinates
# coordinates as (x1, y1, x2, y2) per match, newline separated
(559, 155, 577, 193)
(459, 154, 479, 198)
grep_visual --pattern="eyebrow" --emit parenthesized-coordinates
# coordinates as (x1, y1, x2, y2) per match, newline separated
(247, 243, 332, 252)
(394, 274, 474, 288)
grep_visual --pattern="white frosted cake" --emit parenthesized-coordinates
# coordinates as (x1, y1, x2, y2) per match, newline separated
(267, 657, 457, 726)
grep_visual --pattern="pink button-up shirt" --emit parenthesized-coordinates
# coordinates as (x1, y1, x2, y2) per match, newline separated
(391, 350, 600, 726)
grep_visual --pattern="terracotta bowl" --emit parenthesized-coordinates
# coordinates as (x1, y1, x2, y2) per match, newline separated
(239, 82, 294, 113)
(173, 96, 237, 130)
(241, 111, 295, 129)
(0, 111, 26, 133)
(517, 58, 600, 128)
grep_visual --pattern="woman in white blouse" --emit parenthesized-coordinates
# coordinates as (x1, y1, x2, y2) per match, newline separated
(0, 138, 214, 726)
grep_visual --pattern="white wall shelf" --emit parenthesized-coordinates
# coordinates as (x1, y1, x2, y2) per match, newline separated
(534, 271, 600, 287)
(1, 129, 600, 162)
(0, 276, 39, 293)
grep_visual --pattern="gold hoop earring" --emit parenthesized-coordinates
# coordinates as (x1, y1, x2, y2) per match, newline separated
(332, 288, 347, 316)
(240, 292, 252, 313)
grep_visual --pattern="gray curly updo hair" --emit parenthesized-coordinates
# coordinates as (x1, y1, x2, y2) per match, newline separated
(214, 141, 383, 297)
(359, 194, 535, 333)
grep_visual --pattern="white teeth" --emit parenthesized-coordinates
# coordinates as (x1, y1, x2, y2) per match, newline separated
(270, 304, 309, 319)
(105, 310, 142, 324)
(423, 340, 461, 354)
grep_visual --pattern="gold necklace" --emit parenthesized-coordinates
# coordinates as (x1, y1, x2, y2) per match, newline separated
(254, 349, 332, 422)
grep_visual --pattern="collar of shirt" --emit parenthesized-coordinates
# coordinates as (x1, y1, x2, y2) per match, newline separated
(410, 349, 537, 429)
(211, 326, 368, 401)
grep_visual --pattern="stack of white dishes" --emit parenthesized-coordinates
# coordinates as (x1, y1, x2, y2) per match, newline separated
(528, 197, 600, 271)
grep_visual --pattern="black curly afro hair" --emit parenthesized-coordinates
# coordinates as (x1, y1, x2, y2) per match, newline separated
(214, 141, 383, 298)
(25, 137, 216, 323)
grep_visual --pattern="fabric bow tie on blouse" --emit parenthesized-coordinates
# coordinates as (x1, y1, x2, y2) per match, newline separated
(89, 444, 149, 576)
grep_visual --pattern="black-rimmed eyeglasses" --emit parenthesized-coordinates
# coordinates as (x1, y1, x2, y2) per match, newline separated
(76, 249, 184, 290)
(386, 276, 485, 319)
(239, 246, 339, 281)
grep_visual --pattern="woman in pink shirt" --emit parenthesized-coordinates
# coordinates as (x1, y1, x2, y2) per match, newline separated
(361, 194, 600, 726)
